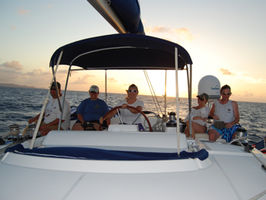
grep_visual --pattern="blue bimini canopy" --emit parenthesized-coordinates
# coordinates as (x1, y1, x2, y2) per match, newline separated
(49, 34, 193, 70)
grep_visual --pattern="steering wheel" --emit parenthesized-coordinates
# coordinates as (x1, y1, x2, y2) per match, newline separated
(103, 105, 153, 132)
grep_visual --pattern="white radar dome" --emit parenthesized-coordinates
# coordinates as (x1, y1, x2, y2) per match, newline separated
(198, 75, 220, 99)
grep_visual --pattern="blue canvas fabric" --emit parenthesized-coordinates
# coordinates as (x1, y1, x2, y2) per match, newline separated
(49, 34, 193, 70)
(111, 0, 144, 34)
(6, 144, 209, 161)
(211, 124, 241, 142)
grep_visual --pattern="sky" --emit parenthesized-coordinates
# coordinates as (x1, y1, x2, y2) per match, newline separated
(1, 0, 266, 103)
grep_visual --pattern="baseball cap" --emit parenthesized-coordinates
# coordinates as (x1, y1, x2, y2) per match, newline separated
(89, 85, 99, 93)
(197, 93, 209, 101)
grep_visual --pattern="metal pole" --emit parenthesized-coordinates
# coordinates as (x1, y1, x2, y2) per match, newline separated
(58, 65, 72, 130)
(175, 47, 180, 155)
(30, 51, 63, 149)
(188, 64, 192, 138)
(52, 67, 62, 113)
(186, 65, 192, 138)
(164, 70, 167, 116)
(105, 70, 107, 102)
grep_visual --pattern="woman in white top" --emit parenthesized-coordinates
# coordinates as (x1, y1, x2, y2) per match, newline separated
(184, 93, 209, 138)
(100, 84, 144, 125)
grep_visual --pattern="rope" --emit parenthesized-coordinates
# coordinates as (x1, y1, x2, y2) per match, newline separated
(143, 70, 163, 116)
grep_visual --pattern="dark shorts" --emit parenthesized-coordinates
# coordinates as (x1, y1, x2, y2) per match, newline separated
(76, 120, 108, 130)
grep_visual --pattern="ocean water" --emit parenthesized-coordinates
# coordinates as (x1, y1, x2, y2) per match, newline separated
(0, 86, 265, 137)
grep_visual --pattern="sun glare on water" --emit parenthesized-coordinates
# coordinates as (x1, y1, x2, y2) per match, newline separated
(65, 69, 189, 98)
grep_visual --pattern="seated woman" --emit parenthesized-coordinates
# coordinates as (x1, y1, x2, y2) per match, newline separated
(100, 84, 144, 125)
(184, 93, 209, 138)
(72, 85, 109, 130)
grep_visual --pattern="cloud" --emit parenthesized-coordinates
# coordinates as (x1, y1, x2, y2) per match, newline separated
(108, 77, 118, 82)
(57, 69, 69, 74)
(24, 68, 50, 76)
(0, 61, 23, 71)
(10, 25, 16, 31)
(174, 28, 194, 41)
(147, 26, 170, 33)
(0, 61, 101, 90)
(239, 75, 266, 84)
(70, 74, 95, 85)
(0, 61, 53, 88)
(145, 25, 194, 42)
(18, 8, 30, 15)
(220, 68, 233, 75)
(46, 4, 53, 9)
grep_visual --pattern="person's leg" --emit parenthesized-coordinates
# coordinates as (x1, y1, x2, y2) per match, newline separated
(185, 121, 206, 138)
(191, 122, 206, 139)
(208, 129, 220, 142)
(40, 124, 60, 136)
(184, 121, 190, 137)
(92, 123, 101, 130)
(91, 120, 108, 131)
(72, 121, 84, 130)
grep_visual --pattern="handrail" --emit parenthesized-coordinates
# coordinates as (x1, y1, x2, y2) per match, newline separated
(29, 50, 63, 149)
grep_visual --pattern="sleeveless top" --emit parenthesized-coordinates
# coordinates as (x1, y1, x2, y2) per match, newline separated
(116, 99, 144, 124)
(214, 100, 235, 123)
(185, 106, 209, 126)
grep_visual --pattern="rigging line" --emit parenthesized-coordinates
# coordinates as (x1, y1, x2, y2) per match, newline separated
(143, 71, 161, 115)
(146, 71, 163, 116)
(143, 71, 159, 113)
(143, 70, 163, 116)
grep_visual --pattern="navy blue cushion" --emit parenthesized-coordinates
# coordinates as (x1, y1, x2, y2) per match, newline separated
(6, 144, 208, 161)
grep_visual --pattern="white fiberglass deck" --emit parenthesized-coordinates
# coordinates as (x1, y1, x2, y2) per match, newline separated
(0, 129, 265, 200)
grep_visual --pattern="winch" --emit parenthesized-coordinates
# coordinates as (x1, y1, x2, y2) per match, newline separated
(166, 112, 177, 127)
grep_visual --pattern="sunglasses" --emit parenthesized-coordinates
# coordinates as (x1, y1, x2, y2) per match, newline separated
(128, 89, 137, 93)
(89, 91, 98, 94)
(222, 92, 231, 96)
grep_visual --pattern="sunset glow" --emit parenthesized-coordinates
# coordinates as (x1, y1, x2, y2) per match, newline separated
(1, 0, 266, 102)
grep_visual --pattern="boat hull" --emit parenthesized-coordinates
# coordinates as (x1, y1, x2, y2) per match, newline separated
(0, 131, 265, 200)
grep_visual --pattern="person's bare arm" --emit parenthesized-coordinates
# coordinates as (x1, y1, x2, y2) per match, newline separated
(125, 105, 142, 114)
(77, 114, 84, 123)
(28, 114, 40, 124)
(225, 101, 239, 128)
(209, 103, 219, 120)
